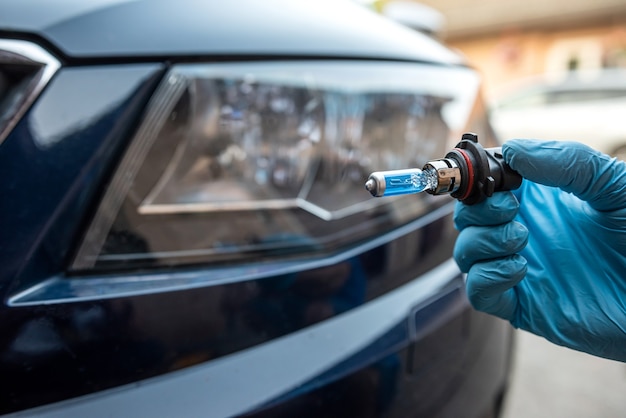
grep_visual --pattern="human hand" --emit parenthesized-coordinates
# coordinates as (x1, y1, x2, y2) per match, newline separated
(454, 139, 626, 361)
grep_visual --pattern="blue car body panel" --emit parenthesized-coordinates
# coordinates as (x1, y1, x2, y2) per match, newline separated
(0, 0, 513, 416)
(0, 65, 165, 298)
(5, 261, 468, 418)
(0, 0, 462, 64)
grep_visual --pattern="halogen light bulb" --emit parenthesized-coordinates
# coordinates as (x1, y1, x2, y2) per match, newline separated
(365, 168, 438, 197)
(365, 133, 523, 205)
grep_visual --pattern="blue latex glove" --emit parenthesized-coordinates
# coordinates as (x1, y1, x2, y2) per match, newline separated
(454, 139, 626, 361)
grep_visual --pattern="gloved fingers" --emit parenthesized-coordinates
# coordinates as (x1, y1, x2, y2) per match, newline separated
(465, 255, 527, 321)
(454, 191, 519, 230)
(503, 139, 626, 212)
(454, 221, 528, 273)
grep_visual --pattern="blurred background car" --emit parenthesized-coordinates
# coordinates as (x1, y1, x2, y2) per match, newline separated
(489, 69, 626, 160)
(0, 0, 514, 417)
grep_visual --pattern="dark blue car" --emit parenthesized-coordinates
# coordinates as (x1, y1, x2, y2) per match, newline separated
(0, 1, 514, 416)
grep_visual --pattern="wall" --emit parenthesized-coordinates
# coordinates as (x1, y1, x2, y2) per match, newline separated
(447, 24, 626, 100)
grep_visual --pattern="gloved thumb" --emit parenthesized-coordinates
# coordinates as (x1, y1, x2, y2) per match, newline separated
(502, 139, 626, 211)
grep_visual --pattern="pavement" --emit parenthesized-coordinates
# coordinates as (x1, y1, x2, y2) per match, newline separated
(501, 330, 626, 418)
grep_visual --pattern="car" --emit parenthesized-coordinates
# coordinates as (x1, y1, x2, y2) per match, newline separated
(489, 69, 626, 160)
(0, 0, 514, 417)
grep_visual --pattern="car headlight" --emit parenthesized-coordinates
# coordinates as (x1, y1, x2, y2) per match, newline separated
(0, 39, 60, 145)
(71, 61, 480, 272)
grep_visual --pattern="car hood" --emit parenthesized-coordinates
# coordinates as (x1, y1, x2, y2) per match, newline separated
(0, 0, 463, 64)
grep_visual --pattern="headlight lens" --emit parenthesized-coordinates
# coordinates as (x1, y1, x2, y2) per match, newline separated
(72, 61, 480, 272)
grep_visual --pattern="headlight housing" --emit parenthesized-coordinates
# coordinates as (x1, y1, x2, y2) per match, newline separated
(72, 61, 480, 272)
(0, 39, 60, 145)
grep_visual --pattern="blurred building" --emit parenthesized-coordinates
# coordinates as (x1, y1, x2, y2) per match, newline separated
(379, 0, 626, 98)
